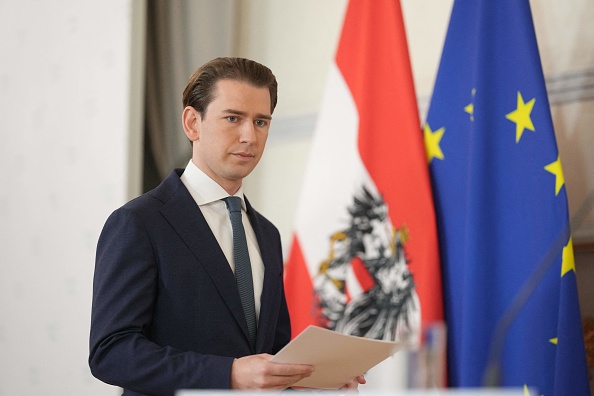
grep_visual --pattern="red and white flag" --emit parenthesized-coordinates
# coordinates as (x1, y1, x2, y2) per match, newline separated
(284, 0, 443, 379)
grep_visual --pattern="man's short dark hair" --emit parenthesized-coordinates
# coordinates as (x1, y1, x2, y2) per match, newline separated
(182, 57, 278, 118)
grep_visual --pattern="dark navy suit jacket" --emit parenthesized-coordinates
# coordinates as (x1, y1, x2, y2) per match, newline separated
(89, 169, 291, 396)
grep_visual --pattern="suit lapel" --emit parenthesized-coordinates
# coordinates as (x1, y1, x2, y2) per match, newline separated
(155, 171, 253, 347)
(245, 197, 282, 353)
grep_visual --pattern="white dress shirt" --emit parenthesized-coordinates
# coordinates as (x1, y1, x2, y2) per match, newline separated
(180, 160, 264, 321)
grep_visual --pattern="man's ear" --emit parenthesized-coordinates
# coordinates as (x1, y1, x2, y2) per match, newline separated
(182, 106, 200, 142)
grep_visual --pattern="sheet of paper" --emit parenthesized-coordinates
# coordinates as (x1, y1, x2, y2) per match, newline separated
(271, 325, 406, 389)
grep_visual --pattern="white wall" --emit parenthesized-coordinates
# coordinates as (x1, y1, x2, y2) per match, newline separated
(0, 0, 144, 394)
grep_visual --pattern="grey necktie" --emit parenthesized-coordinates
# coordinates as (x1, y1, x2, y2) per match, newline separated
(223, 196, 257, 347)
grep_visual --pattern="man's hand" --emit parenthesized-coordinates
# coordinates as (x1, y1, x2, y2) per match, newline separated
(230, 354, 314, 390)
(338, 375, 366, 393)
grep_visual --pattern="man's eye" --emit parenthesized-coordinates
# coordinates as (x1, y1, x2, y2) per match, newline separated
(255, 120, 268, 127)
(227, 116, 238, 122)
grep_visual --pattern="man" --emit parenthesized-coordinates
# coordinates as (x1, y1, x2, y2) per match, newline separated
(89, 57, 363, 396)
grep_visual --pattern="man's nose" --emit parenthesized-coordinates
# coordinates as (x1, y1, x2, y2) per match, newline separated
(239, 121, 257, 143)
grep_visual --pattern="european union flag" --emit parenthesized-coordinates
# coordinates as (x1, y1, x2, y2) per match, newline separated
(424, 0, 590, 394)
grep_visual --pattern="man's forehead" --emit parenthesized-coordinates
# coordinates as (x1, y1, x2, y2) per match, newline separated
(208, 80, 271, 113)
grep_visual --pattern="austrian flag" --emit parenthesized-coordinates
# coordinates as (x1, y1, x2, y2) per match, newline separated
(284, 0, 443, 350)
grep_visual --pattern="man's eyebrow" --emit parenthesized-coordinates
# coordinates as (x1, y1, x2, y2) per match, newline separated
(222, 108, 272, 120)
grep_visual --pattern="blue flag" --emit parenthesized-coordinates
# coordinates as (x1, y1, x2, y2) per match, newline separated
(425, 1, 590, 394)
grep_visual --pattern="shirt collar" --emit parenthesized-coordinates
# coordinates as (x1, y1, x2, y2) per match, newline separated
(181, 160, 246, 209)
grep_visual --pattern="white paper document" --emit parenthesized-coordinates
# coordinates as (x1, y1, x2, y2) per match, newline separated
(270, 325, 406, 389)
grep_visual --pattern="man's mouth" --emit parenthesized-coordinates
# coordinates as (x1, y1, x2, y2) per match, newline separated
(232, 152, 255, 159)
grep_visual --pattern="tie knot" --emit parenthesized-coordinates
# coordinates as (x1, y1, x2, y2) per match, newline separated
(224, 196, 242, 213)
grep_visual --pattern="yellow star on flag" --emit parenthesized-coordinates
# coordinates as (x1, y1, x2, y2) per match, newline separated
(561, 237, 575, 277)
(465, 88, 476, 121)
(464, 103, 474, 120)
(523, 384, 542, 396)
(424, 123, 445, 163)
(544, 155, 565, 196)
(549, 337, 558, 345)
(506, 91, 535, 143)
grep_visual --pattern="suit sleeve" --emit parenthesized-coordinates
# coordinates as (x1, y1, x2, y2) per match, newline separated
(89, 207, 234, 395)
